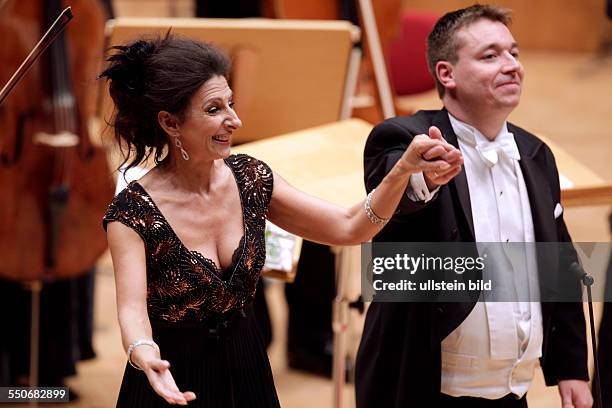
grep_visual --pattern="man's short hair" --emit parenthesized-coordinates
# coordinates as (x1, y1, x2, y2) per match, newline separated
(427, 4, 512, 97)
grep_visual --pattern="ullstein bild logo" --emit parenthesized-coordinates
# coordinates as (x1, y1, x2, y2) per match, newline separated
(372, 278, 492, 292)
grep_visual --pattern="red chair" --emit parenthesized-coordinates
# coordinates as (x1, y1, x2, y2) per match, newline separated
(387, 11, 439, 96)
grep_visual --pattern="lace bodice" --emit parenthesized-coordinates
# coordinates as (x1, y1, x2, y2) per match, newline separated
(103, 154, 274, 323)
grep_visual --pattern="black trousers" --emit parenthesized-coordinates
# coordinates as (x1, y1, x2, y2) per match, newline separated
(600, 302, 612, 408)
(598, 253, 612, 408)
(0, 269, 96, 386)
(439, 393, 527, 408)
(285, 241, 335, 373)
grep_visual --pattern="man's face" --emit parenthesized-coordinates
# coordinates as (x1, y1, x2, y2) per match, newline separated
(446, 19, 524, 111)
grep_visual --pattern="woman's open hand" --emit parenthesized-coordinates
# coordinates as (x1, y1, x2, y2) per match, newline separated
(143, 358, 197, 405)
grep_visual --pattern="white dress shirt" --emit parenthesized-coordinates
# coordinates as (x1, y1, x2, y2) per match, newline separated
(409, 113, 543, 399)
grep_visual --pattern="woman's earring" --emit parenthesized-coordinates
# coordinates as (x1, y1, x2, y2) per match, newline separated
(174, 136, 190, 161)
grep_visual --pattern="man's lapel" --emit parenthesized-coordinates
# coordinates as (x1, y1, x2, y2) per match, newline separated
(513, 126, 559, 300)
(432, 109, 475, 240)
(512, 127, 557, 242)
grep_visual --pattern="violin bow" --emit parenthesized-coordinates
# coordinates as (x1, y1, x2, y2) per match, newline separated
(0, 6, 73, 105)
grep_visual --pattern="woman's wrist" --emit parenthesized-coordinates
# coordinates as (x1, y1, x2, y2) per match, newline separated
(128, 339, 159, 370)
(364, 188, 390, 225)
(390, 158, 415, 178)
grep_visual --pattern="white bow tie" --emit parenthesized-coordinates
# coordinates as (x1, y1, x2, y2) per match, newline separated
(475, 132, 520, 167)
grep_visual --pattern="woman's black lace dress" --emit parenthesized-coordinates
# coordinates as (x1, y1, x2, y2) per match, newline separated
(103, 154, 280, 407)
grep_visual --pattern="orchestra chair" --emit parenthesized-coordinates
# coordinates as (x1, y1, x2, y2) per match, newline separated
(387, 10, 438, 109)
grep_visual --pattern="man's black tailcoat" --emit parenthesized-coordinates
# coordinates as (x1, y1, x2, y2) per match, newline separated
(355, 109, 588, 407)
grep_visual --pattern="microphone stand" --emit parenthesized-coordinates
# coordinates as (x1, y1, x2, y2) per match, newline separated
(571, 262, 603, 408)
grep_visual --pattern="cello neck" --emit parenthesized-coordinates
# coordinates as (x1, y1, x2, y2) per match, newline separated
(44, 0, 77, 134)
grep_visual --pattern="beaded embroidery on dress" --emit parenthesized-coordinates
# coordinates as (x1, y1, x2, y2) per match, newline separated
(103, 154, 280, 408)
(103, 154, 273, 322)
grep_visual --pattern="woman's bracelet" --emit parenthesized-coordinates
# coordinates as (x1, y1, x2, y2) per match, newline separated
(364, 188, 390, 225)
(127, 339, 159, 370)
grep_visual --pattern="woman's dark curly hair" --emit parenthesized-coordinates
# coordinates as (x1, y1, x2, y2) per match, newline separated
(99, 33, 231, 172)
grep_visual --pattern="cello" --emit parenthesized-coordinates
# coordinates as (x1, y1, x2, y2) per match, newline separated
(0, 0, 114, 283)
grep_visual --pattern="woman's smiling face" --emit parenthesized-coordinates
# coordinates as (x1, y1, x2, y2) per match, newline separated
(176, 75, 242, 160)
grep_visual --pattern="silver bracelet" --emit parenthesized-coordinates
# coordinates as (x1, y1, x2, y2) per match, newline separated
(365, 188, 390, 225)
(127, 339, 159, 370)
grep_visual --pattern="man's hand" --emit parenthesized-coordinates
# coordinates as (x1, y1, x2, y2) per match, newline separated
(397, 134, 451, 175)
(421, 126, 463, 190)
(558, 379, 593, 408)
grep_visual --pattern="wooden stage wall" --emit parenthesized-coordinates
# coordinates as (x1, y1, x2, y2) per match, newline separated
(402, 0, 609, 52)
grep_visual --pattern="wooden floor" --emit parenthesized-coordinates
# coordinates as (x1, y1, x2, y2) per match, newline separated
(19, 3, 612, 407)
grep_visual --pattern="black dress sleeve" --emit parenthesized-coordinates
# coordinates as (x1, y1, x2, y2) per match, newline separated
(101, 183, 149, 242)
(228, 154, 274, 211)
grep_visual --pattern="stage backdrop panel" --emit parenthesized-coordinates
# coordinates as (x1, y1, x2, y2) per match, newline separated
(101, 17, 360, 145)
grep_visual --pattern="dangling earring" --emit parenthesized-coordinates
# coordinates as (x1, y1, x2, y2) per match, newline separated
(174, 135, 190, 161)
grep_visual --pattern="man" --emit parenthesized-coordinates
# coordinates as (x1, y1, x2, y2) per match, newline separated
(355, 5, 593, 408)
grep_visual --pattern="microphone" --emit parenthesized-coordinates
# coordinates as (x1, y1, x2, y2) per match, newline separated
(569, 260, 602, 408)
(569, 261, 594, 285)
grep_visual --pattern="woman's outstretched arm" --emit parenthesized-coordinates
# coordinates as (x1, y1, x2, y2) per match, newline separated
(107, 222, 196, 405)
(267, 134, 462, 246)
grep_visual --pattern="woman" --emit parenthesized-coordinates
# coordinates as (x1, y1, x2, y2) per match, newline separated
(100, 34, 462, 407)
